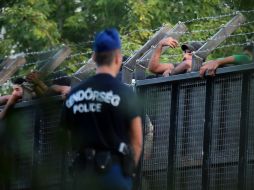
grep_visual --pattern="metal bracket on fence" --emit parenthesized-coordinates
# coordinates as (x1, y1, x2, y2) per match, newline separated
(39, 46, 71, 75)
(122, 26, 172, 84)
(0, 56, 26, 85)
(22, 83, 34, 101)
(134, 22, 188, 81)
(191, 53, 204, 71)
(192, 13, 246, 71)
(124, 26, 171, 68)
(135, 62, 148, 80)
(71, 58, 96, 85)
(75, 58, 96, 74)
(21, 46, 71, 99)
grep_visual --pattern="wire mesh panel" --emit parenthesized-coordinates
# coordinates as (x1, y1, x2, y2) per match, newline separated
(36, 100, 64, 190)
(209, 74, 243, 190)
(1, 64, 254, 190)
(246, 73, 254, 190)
(138, 83, 172, 190)
(174, 79, 206, 190)
(6, 107, 36, 190)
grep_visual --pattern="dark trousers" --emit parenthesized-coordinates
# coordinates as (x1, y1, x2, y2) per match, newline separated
(72, 163, 132, 190)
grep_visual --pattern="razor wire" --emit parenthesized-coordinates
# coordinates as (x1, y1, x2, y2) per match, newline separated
(1, 17, 253, 61)
(0, 10, 254, 90)
(29, 40, 254, 82)
(1, 39, 253, 86)
(44, 20, 254, 51)
(0, 41, 252, 94)
(182, 10, 254, 24)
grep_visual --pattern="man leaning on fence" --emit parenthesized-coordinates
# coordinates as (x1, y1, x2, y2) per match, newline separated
(200, 43, 254, 76)
(60, 28, 143, 190)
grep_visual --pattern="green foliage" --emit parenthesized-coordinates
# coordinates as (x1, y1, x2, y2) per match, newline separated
(1, 1, 60, 52)
(0, 0, 253, 95)
(1, 0, 252, 57)
(0, 38, 13, 56)
(227, 0, 254, 10)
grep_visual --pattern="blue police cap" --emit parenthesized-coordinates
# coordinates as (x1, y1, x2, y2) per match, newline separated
(93, 28, 121, 53)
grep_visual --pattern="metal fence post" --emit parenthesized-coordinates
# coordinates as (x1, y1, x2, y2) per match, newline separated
(238, 72, 251, 190)
(167, 82, 179, 190)
(202, 78, 213, 190)
(31, 104, 42, 189)
(39, 46, 71, 75)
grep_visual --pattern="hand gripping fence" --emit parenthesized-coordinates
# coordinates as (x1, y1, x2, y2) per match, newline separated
(191, 12, 246, 71)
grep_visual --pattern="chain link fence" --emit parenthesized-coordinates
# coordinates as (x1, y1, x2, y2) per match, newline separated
(136, 63, 254, 190)
(0, 63, 254, 190)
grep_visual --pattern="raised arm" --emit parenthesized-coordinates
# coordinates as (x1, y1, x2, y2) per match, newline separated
(148, 37, 178, 74)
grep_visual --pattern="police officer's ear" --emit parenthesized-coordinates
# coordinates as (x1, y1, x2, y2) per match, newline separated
(114, 50, 123, 66)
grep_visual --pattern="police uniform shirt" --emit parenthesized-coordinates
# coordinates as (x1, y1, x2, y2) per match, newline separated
(61, 73, 141, 151)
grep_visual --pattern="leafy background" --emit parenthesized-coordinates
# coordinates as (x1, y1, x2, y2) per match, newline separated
(0, 0, 253, 94)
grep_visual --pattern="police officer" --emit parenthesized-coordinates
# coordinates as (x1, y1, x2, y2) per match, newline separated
(61, 28, 143, 190)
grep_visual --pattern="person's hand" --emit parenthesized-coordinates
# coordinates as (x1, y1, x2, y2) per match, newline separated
(8, 90, 22, 105)
(50, 85, 71, 98)
(162, 70, 171, 77)
(0, 87, 23, 120)
(200, 60, 220, 77)
(162, 64, 174, 77)
(159, 37, 178, 48)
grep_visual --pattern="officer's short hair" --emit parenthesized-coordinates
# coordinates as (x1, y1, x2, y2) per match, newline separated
(94, 51, 116, 67)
